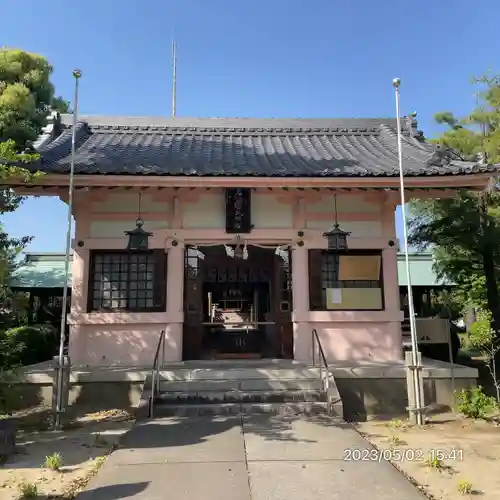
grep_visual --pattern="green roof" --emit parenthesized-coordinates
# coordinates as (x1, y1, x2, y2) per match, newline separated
(12, 253, 72, 289)
(11, 251, 452, 289)
(397, 252, 451, 287)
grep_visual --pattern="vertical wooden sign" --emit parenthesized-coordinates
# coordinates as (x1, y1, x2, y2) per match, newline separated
(225, 188, 252, 233)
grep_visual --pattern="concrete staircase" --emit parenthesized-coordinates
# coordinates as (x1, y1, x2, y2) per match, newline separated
(143, 360, 344, 418)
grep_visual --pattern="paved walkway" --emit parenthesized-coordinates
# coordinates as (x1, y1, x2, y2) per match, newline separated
(76, 415, 426, 500)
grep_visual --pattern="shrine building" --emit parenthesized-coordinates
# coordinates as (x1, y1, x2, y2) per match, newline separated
(12, 114, 495, 367)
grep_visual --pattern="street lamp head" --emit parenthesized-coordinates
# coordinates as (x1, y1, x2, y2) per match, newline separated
(392, 77, 401, 88)
(410, 111, 417, 118)
(73, 69, 82, 79)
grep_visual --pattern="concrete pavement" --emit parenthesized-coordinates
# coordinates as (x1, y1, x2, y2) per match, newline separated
(76, 415, 426, 500)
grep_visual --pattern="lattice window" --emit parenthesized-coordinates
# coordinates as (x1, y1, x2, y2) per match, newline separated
(89, 250, 166, 312)
(309, 250, 383, 311)
(321, 252, 380, 289)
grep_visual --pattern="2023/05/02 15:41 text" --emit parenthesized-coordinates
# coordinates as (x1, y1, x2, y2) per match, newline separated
(343, 448, 465, 462)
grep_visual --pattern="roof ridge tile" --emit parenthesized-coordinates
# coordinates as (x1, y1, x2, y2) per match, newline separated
(30, 114, 495, 178)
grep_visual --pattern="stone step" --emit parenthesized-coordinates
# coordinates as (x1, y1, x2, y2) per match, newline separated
(152, 401, 331, 417)
(141, 361, 345, 421)
(158, 378, 322, 393)
(156, 367, 322, 382)
(154, 389, 327, 404)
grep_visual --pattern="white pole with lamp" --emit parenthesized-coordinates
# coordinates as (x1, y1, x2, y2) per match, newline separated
(55, 69, 82, 429)
(392, 78, 424, 425)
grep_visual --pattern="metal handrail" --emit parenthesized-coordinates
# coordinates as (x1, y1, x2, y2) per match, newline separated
(149, 329, 166, 418)
(311, 329, 330, 412)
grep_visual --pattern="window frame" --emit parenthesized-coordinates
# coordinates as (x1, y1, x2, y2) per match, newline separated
(309, 249, 385, 311)
(87, 249, 167, 313)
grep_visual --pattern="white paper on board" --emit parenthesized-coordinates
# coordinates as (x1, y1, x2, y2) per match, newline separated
(331, 288, 342, 304)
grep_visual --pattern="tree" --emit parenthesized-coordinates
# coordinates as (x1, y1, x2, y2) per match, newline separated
(409, 73, 500, 337)
(0, 49, 68, 379)
(0, 48, 69, 148)
(0, 140, 40, 413)
(0, 140, 39, 338)
(0, 49, 68, 414)
(468, 309, 500, 404)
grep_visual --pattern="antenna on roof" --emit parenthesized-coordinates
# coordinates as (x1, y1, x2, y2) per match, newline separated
(172, 37, 177, 118)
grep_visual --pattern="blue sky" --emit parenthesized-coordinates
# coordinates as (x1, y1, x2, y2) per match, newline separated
(2, 0, 499, 252)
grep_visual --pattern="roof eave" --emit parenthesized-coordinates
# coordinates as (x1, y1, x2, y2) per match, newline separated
(4, 171, 496, 190)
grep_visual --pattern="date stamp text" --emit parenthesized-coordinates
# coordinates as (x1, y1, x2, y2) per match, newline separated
(344, 448, 424, 462)
(343, 448, 464, 463)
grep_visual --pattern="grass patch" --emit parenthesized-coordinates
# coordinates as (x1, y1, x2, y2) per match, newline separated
(18, 482, 38, 498)
(43, 452, 63, 471)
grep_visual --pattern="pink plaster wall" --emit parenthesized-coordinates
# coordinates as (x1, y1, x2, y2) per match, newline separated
(69, 321, 182, 366)
(293, 318, 403, 363)
(67, 188, 403, 366)
(290, 204, 403, 363)
(67, 209, 186, 366)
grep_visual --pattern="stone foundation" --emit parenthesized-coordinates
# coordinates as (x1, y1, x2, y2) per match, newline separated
(336, 377, 476, 421)
(7, 359, 478, 421)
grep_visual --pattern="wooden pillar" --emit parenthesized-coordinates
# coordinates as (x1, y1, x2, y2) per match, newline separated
(291, 245, 310, 361)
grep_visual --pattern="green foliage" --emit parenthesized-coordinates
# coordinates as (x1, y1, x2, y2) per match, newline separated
(18, 481, 38, 498)
(468, 309, 500, 402)
(409, 73, 500, 328)
(456, 386, 497, 419)
(469, 309, 495, 349)
(0, 48, 68, 148)
(431, 73, 500, 163)
(1, 324, 58, 367)
(0, 368, 20, 415)
(388, 435, 406, 447)
(0, 323, 59, 415)
(0, 212, 32, 335)
(0, 323, 58, 415)
(0, 140, 40, 180)
(386, 418, 406, 429)
(0, 49, 67, 415)
(424, 455, 444, 470)
(457, 480, 473, 495)
(0, 121, 42, 362)
(91, 455, 107, 473)
(43, 452, 63, 471)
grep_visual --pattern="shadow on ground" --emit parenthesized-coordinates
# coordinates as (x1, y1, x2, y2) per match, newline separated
(117, 413, 353, 450)
(75, 481, 149, 500)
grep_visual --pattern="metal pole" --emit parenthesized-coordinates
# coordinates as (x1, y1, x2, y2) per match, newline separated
(55, 69, 82, 429)
(393, 78, 424, 425)
(172, 38, 177, 118)
(446, 320, 456, 404)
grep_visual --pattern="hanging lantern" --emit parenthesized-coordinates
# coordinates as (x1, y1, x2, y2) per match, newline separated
(125, 218, 153, 251)
(125, 193, 153, 251)
(323, 194, 350, 251)
(323, 224, 351, 251)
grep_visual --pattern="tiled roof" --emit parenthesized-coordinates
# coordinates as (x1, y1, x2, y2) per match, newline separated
(12, 253, 72, 289)
(32, 114, 497, 178)
(397, 253, 451, 287)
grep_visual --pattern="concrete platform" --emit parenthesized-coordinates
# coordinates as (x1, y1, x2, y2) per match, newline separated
(21, 357, 479, 382)
(16, 358, 478, 420)
(21, 357, 478, 382)
(75, 416, 426, 499)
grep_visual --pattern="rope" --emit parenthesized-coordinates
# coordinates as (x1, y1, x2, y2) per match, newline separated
(172, 236, 298, 249)
(171, 235, 297, 261)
